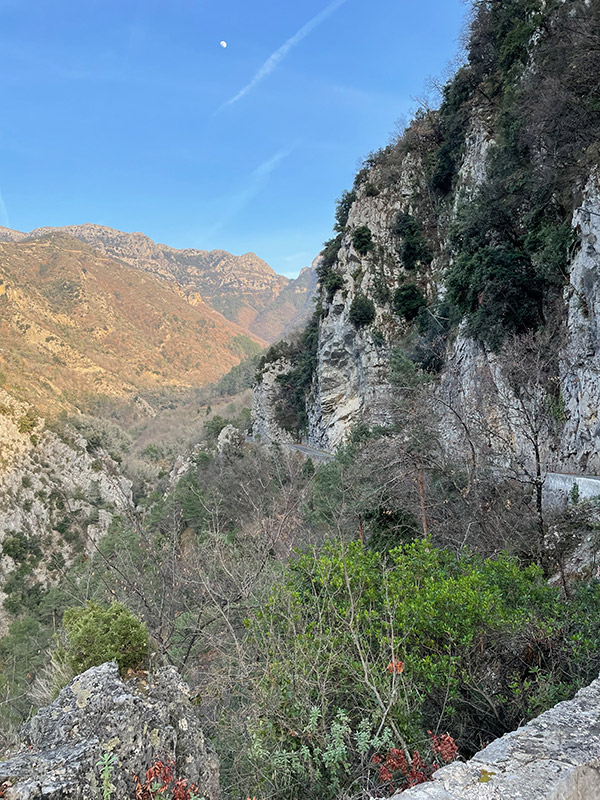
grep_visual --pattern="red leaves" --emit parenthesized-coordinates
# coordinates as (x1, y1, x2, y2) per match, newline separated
(132, 759, 199, 800)
(386, 660, 405, 675)
(429, 731, 459, 764)
(371, 732, 458, 794)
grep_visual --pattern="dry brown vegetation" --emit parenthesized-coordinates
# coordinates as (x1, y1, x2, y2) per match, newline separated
(0, 233, 266, 414)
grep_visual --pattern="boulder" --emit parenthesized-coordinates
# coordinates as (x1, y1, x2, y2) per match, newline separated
(0, 662, 218, 799)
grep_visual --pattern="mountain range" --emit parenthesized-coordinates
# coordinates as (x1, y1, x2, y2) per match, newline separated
(0, 223, 316, 342)
(0, 224, 315, 412)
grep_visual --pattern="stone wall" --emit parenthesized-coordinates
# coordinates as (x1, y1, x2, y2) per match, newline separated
(395, 674, 600, 800)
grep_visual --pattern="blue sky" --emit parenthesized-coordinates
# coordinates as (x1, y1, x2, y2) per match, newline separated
(0, 0, 467, 277)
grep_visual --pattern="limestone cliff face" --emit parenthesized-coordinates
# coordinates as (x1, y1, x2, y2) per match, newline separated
(305, 169, 412, 447)
(253, 0, 600, 470)
(561, 174, 600, 472)
(252, 359, 296, 445)
(251, 107, 505, 452)
(0, 389, 132, 632)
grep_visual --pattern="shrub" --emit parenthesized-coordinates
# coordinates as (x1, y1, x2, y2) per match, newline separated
(323, 269, 344, 301)
(132, 759, 201, 800)
(352, 226, 374, 255)
(319, 235, 342, 273)
(203, 415, 230, 441)
(334, 190, 356, 232)
(349, 294, 376, 328)
(17, 410, 37, 435)
(61, 601, 149, 675)
(393, 284, 426, 321)
(429, 67, 475, 194)
(240, 539, 594, 799)
(393, 213, 432, 270)
(274, 311, 320, 433)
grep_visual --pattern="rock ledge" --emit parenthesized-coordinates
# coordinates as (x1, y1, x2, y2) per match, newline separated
(0, 662, 218, 799)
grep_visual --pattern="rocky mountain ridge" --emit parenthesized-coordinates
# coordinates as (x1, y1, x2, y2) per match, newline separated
(0, 388, 132, 635)
(0, 223, 316, 343)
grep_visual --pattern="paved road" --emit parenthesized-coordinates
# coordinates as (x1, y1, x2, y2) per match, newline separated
(248, 435, 600, 498)
(545, 472, 600, 504)
(246, 434, 333, 462)
(287, 442, 333, 462)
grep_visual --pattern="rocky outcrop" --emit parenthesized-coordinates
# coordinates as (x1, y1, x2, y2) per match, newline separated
(252, 359, 296, 445)
(216, 423, 244, 453)
(395, 672, 600, 799)
(560, 173, 600, 472)
(305, 181, 408, 449)
(0, 662, 219, 800)
(0, 389, 132, 633)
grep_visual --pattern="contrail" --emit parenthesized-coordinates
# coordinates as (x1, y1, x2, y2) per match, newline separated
(217, 0, 348, 112)
(203, 144, 296, 236)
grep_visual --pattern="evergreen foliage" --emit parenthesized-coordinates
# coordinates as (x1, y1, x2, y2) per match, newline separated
(349, 294, 376, 328)
(352, 226, 374, 255)
(429, 67, 475, 194)
(334, 190, 356, 232)
(60, 601, 149, 675)
(274, 310, 321, 433)
(393, 213, 432, 270)
(241, 539, 600, 799)
(393, 284, 426, 321)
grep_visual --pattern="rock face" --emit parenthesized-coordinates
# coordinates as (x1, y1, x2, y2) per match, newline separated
(254, 113, 600, 478)
(216, 423, 244, 453)
(306, 184, 406, 449)
(252, 359, 296, 445)
(395, 673, 600, 800)
(0, 390, 132, 633)
(0, 662, 219, 800)
(0, 224, 316, 343)
(561, 173, 600, 472)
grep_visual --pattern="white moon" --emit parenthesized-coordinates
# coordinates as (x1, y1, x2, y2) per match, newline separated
(220, 41, 227, 48)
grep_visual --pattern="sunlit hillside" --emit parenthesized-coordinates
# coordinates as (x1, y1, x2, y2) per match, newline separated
(0, 232, 265, 413)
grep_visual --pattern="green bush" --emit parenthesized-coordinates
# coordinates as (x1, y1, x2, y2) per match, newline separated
(393, 213, 432, 270)
(349, 294, 376, 328)
(17, 410, 38, 435)
(319, 235, 342, 273)
(323, 269, 344, 301)
(274, 311, 320, 433)
(429, 67, 475, 194)
(61, 601, 149, 675)
(352, 226, 374, 255)
(240, 539, 600, 799)
(334, 190, 356, 233)
(393, 284, 426, 321)
(204, 414, 230, 441)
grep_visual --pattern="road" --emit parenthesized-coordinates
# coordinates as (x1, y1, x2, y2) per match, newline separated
(248, 435, 600, 500)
